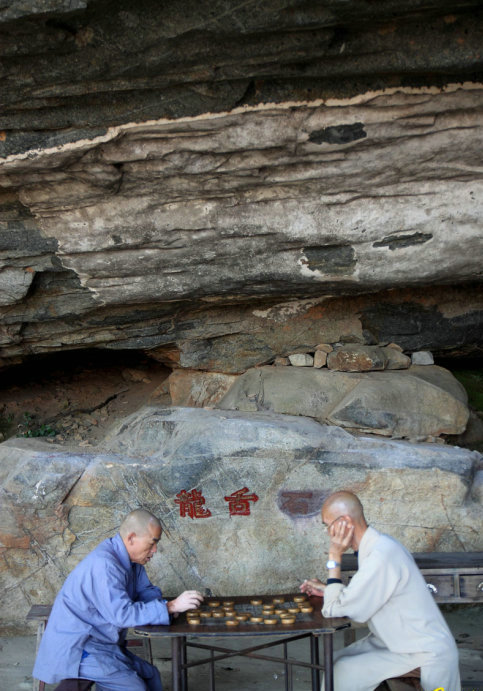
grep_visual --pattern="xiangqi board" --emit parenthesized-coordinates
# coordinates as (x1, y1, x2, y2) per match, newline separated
(185, 594, 314, 628)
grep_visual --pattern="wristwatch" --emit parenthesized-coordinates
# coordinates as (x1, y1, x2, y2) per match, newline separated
(326, 559, 341, 569)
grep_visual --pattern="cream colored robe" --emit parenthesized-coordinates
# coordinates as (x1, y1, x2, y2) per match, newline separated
(322, 526, 461, 691)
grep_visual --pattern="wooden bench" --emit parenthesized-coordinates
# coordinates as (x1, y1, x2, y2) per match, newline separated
(27, 605, 153, 691)
(52, 682, 94, 691)
(374, 668, 423, 691)
(341, 551, 483, 603)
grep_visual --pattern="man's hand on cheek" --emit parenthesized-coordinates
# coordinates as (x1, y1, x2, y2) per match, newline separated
(328, 519, 354, 557)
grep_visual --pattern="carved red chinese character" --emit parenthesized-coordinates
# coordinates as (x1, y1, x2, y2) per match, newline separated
(174, 489, 212, 519)
(224, 487, 259, 516)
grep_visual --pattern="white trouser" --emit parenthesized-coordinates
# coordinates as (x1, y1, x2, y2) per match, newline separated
(322, 633, 461, 691)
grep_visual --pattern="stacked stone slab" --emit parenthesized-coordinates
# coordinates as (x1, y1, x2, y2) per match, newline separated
(215, 364, 469, 441)
(281, 344, 413, 371)
(167, 339, 467, 441)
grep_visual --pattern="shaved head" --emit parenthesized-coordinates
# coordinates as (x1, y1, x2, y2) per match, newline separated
(322, 491, 365, 522)
(120, 509, 161, 539)
(321, 491, 367, 550)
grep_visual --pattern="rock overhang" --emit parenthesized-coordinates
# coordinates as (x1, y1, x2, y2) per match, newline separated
(1, 86, 482, 368)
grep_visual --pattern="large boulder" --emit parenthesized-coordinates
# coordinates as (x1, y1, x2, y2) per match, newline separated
(217, 365, 469, 439)
(0, 406, 481, 633)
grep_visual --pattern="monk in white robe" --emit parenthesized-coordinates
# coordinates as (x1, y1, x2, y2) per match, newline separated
(301, 491, 461, 691)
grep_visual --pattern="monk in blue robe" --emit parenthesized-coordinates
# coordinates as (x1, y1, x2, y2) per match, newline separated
(33, 509, 203, 690)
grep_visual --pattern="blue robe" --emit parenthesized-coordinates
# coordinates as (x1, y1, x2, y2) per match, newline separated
(33, 533, 170, 685)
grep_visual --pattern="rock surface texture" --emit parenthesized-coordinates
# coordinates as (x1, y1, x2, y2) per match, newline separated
(1, 0, 483, 155)
(168, 370, 238, 408)
(0, 406, 481, 633)
(0, 0, 482, 634)
(327, 345, 388, 372)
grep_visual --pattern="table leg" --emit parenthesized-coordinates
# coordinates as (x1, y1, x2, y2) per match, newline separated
(283, 641, 289, 691)
(172, 637, 182, 691)
(180, 636, 188, 691)
(322, 633, 334, 691)
(287, 659, 293, 691)
(209, 649, 215, 691)
(33, 620, 46, 691)
(310, 634, 320, 691)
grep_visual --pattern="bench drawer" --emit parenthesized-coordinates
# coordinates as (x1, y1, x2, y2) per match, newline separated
(423, 574, 456, 600)
(459, 575, 483, 600)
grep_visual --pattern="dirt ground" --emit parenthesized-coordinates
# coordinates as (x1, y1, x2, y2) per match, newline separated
(0, 350, 172, 447)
